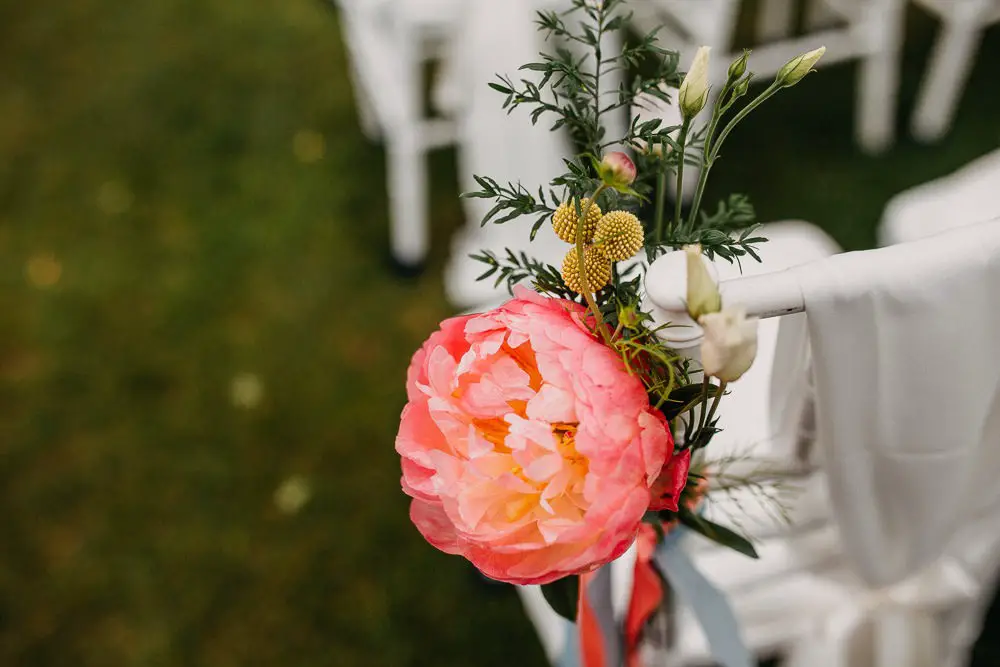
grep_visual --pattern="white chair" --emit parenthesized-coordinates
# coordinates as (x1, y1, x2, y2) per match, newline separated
(647, 220, 1000, 667)
(335, 0, 628, 275)
(628, 0, 908, 154)
(879, 149, 1000, 245)
(334, 0, 458, 268)
(910, 0, 1000, 143)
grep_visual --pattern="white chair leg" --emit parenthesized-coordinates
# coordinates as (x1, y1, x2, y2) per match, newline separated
(757, 0, 796, 42)
(911, 2, 990, 144)
(855, 0, 905, 154)
(387, 131, 430, 268)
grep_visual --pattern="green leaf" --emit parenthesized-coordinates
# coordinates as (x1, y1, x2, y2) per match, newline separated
(680, 511, 759, 559)
(659, 382, 721, 421)
(541, 576, 579, 622)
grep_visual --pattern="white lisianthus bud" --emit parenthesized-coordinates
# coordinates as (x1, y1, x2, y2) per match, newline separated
(775, 46, 826, 88)
(699, 307, 759, 382)
(727, 49, 749, 83)
(685, 244, 721, 319)
(598, 151, 637, 189)
(679, 46, 711, 119)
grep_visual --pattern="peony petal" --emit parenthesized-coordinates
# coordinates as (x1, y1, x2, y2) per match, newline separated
(525, 384, 577, 423)
(523, 453, 564, 483)
(410, 500, 463, 555)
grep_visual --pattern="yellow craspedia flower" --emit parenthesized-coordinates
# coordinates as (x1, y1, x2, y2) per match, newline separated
(594, 210, 644, 261)
(552, 199, 602, 244)
(561, 246, 612, 294)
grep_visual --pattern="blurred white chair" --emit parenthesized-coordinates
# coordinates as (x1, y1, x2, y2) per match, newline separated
(879, 148, 1000, 245)
(910, 0, 1000, 143)
(628, 0, 908, 154)
(334, 0, 459, 267)
(335, 0, 629, 277)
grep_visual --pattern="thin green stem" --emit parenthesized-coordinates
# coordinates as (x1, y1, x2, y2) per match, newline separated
(673, 120, 691, 234)
(696, 375, 711, 434)
(687, 99, 728, 231)
(591, 3, 604, 156)
(686, 83, 779, 229)
(654, 163, 668, 243)
(577, 185, 611, 345)
(701, 380, 727, 436)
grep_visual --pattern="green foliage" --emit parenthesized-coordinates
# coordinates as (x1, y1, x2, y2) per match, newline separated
(470, 249, 578, 300)
(659, 194, 768, 263)
(677, 510, 760, 559)
(541, 576, 580, 622)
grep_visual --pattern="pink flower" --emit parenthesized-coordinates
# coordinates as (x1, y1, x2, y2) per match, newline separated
(599, 151, 637, 189)
(397, 287, 673, 585)
(649, 448, 691, 512)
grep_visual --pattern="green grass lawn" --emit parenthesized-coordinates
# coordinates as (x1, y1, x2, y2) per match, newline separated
(0, 1, 998, 665)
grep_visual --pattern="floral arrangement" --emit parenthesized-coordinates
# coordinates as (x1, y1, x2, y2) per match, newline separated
(394, 1, 823, 664)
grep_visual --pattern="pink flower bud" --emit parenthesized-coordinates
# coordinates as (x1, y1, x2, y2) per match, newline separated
(599, 151, 637, 189)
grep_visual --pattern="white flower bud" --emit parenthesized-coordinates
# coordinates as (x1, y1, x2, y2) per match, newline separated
(699, 307, 759, 382)
(679, 46, 711, 120)
(684, 244, 721, 319)
(775, 46, 826, 88)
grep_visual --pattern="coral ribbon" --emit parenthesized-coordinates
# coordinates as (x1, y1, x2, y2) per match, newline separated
(577, 523, 670, 667)
(577, 570, 609, 667)
(624, 524, 669, 667)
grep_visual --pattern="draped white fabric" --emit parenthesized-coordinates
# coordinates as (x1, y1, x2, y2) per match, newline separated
(781, 220, 1000, 667)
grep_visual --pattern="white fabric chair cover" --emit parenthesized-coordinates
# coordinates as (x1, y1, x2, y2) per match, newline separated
(779, 220, 1000, 667)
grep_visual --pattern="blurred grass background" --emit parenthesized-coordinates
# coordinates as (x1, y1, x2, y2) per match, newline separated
(0, 0, 998, 665)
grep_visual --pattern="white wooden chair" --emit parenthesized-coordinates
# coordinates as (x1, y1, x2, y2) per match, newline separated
(628, 0, 908, 154)
(333, 0, 625, 273)
(333, 0, 459, 268)
(910, 0, 1000, 143)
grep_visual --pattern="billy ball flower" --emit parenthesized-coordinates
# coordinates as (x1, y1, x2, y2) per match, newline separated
(552, 198, 602, 244)
(594, 211, 644, 261)
(562, 246, 612, 293)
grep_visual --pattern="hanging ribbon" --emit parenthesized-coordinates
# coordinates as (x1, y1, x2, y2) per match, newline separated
(568, 522, 751, 667)
(652, 528, 754, 667)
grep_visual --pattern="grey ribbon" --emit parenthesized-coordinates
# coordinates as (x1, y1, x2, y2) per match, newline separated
(653, 530, 753, 667)
(557, 564, 620, 667)
(558, 529, 751, 667)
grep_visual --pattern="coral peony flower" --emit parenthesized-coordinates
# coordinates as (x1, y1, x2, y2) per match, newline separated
(397, 287, 673, 585)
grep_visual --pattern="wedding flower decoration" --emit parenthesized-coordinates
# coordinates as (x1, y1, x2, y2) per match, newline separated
(396, 1, 825, 662)
(397, 288, 672, 584)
